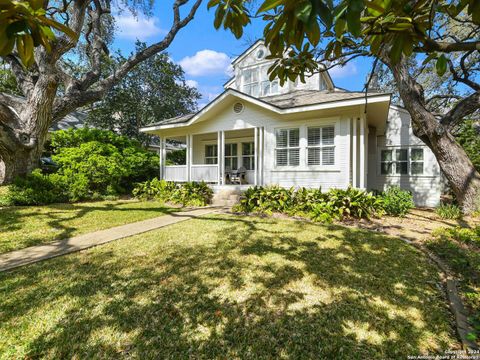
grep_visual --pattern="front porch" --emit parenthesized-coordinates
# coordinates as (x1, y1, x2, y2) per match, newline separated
(159, 128, 265, 186)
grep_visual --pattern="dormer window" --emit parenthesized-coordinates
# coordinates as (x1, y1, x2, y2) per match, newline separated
(242, 66, 280, 97)
(243, 68, 259, 97)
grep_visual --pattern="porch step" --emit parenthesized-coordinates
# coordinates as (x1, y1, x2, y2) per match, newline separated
(211, 189, 244, 207)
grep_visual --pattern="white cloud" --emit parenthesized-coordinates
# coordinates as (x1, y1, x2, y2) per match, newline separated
(328, 62, 358, 79)
(115, 12, 164, 40)
(185, 79, 199, 88)
(179, 50, 233, 77)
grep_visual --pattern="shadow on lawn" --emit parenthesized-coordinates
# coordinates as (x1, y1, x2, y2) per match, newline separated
(0, 201, 175, 251)
(0, 214, 457, 358)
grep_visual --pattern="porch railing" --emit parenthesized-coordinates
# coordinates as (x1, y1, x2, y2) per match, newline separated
(164, 165, 187, 182)
(191, 164, 218, 183)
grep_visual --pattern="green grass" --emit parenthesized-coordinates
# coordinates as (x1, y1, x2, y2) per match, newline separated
(0, 200, 175, 254)
(427, 225, 480, 341)
(0, 215, 457, 359)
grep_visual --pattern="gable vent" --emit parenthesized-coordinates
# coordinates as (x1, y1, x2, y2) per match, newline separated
(233, 102, 244, 114)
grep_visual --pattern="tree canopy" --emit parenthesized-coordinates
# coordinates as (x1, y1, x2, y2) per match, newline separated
(86, 43, 200, 145)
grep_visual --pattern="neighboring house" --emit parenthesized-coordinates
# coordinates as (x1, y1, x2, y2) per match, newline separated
(140, 40, 442, 207)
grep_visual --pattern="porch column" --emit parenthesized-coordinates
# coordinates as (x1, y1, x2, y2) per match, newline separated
(254, 127, 258, 186)
(259, 127, 264, 186)
(159, 136, 166, 180)
(220, 131, 225, 185)
(360, 116, 366, 189)
(217, 131, 221, 185)
(352, 118, 357, 187)
(186, 134, 192, 181)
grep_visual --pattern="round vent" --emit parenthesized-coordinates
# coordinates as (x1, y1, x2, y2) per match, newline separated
(233, 102, 244, 114)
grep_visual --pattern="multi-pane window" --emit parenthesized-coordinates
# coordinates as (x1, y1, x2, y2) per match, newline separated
(243, 68, 259, 97)
(381, 148, 424, 175)
(307, 126, 335, 166)
(205, 144, 218, 164)
(225, 143, 238, 170)
(242, 142, 255, 170)
(411, 148, 424, 175)
(243, 66, 279, 97)
(276, 128, 300, 166)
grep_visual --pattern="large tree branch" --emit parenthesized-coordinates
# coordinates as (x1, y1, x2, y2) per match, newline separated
(4, 56, 35, 97)
(419, 39, 480, 53)
(50, 0, 89, 59)
(52, 0, 203, 120)
(441, 91, 480, 129)
(0, 92, 25, 111)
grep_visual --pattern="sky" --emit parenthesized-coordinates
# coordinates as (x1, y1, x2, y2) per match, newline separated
(112, 1, 373, 108)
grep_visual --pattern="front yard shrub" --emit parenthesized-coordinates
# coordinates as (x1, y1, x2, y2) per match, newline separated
(5, 170, 69, 205)
(427, 225, 480, 341)
(235, 185, 383, 222)
(133, 179, 212, 207)
(0, 128, 160, 206)
(436, 204, 463, 220)
(380, 186, 414, 216)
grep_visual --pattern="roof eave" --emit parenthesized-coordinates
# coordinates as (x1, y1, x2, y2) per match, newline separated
(140, 91, 392, 133)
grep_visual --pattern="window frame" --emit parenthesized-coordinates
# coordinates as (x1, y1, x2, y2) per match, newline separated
(275, 128, 300, 167)
(242, 68, 260, 97)
(379, 147, 425, 176)
(241, 142, 255, 170)
(306, 126, 335, 166)
(204, 144, 218, 165)
(224, 143, 238, 170)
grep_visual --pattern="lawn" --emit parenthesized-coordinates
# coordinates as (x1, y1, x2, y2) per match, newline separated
(0, 200, 175, 254)
(0, 214, 458, 359)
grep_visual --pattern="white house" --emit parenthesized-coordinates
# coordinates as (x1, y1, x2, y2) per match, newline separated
(141, 41, 443, 207)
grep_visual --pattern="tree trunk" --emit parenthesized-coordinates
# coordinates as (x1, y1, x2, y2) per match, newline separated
(0, 146, 43, 184)
(388, 57, 480, 213)
(0, 73, 57, 185)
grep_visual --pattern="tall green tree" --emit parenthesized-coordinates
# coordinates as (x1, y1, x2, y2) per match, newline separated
(209, 0, 480, 212)
(86, 43, 200, 146)
(0, 0, 203, 185)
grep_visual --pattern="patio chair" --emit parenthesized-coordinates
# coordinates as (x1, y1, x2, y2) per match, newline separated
(224, 166, 232, 184)
(230, 166, 247, 184)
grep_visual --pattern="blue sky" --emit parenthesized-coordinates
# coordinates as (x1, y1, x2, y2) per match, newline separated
(113, 1, 373, 108)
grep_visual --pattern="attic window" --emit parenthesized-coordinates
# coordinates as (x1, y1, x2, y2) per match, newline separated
(256, 49, 265, 59)
(233, 102, 244, 114)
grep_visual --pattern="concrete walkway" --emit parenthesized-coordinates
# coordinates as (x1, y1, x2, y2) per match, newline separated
(0, 207, 218, 272)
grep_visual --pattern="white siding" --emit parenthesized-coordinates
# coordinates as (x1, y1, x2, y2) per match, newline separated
(367, 107, 442, 207)
(159, 100, 354, 190)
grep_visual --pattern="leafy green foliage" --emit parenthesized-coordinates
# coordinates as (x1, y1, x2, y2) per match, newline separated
(208, 0, 480, 83)
(86, 43, 200, 145)
(380, 186, 414, 217)
(0, 128, 158, 205)
(436, 204, 463, 220)
(456, 120, 480, 172)
(133, 179, 213, 207)
(0, 0, 78, 66)
(166, 149, 186, 165)
(3, 169, 69, 205)
(234, 185, 383, 222)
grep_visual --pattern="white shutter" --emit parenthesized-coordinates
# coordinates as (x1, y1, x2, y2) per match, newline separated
(308, 127, 321, 146)
(322, 147, 335, 165)
(322, 127, 334, 145)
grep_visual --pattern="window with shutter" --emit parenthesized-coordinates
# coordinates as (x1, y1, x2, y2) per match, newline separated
(275, 128, 300, 166)
(307, 126, 335, 166)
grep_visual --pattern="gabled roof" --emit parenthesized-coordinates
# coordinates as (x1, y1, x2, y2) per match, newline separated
(141, 88, 391, 132)
(231, 39, 264, 67)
